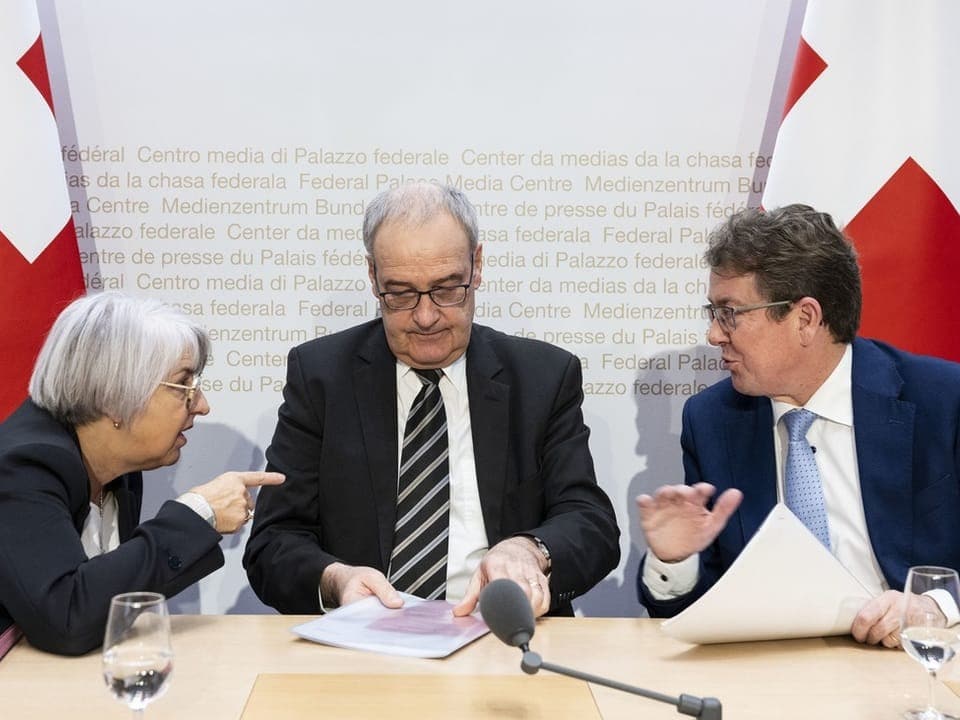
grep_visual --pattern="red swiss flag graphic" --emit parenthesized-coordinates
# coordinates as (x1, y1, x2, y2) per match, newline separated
(763, 2, 960, 361)
(1, 26, 85, 420)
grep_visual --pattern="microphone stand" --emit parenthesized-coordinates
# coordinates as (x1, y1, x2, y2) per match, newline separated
(520, 649, 722, 720)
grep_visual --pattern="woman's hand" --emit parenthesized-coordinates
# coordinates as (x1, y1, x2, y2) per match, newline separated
(190, 471, 284, 533)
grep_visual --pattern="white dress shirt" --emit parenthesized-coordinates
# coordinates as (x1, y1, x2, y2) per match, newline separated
(396, 356, 488, 603)
(769, 344, 886, 596)
(80, 494, 120, 558)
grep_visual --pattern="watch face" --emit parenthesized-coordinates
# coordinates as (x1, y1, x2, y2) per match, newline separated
(533, 537, 551, 569)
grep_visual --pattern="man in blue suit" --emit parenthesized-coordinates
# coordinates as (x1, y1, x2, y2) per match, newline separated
(636, 204, 960, 647)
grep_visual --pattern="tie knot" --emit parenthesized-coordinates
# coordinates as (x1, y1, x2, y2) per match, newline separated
(414, 368, 442, 386)
(782, 408, 817, 441)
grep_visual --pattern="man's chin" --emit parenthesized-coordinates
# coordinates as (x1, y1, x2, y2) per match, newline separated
(404, 338, 460, 367)
(729, 375, 764, 398)
(408, 355, 449, 369)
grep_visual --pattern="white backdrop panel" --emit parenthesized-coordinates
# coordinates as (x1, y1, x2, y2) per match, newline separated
(37, 0, 801, 616)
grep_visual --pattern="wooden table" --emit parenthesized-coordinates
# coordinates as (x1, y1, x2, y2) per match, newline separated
(2, 616, 958, 719)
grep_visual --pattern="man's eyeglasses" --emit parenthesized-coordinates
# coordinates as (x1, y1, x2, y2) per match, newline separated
(702, 300, 792, 333)
(374, 256, 475, 311)
(159, 375, 203, 410)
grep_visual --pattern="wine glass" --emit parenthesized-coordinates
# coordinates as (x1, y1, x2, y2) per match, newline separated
(900, 566, 960, 720)
(102, 592, 174, 718)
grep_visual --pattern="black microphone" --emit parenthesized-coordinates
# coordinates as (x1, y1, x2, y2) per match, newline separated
(478, 575, 536, 648)
(479, 579, 722, 720)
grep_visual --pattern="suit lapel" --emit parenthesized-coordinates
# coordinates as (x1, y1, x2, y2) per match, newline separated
(354, 328, 400, 568)
(724, 395, 778, 544)
(464, 327, 510, 542)
(850, 339, 914, 586)
(112, 476, 139, 541)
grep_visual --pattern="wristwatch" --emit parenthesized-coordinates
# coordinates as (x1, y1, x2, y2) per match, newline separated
(531, 535, 552, 574)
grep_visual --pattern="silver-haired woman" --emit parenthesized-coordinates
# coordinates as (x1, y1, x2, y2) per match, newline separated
(0, 293, 283, 656)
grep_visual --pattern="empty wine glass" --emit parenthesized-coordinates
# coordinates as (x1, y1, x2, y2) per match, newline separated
(102, 592, 174, 718)
(900, 566, 960, 720)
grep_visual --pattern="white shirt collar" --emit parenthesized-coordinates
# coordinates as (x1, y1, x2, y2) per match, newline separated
(395, 353, 468, 395)
(772, 343, 853, 426)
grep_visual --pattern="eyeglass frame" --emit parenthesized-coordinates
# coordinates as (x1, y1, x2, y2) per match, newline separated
(373, 255, 476, 311)
(158, 374, 203, 410)
(702, 300, 793, 332)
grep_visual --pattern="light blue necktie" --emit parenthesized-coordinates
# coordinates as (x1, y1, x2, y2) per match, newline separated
(783, 409, 831, 549)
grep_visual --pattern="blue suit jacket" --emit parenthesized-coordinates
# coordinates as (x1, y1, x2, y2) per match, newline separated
(639, 338, 960, 617)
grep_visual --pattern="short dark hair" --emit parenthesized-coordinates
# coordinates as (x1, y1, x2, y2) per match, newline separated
(705, 204, 861, 343)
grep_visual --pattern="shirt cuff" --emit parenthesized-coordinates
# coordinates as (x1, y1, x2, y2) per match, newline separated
(176, 492, 217, 529)
(318, 565, 338, 614)
(925, 589, 960, 627)
(642, 551, 700, 601)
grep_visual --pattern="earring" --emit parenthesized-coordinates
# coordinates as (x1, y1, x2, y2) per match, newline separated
(113, 421, 121, 429)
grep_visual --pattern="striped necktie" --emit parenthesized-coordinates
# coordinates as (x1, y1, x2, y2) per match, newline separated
(783, 408, 831, 549)
(388, 369, 450, 599)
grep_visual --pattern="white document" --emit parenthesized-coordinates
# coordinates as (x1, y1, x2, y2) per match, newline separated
(661, 503, 874, 644)
(291, 594, 489, 658)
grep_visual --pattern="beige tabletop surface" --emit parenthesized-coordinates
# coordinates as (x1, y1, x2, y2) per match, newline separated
(2, 615, 959, 719)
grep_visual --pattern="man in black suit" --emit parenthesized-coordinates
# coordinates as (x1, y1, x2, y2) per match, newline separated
(244, 182, 619, 617)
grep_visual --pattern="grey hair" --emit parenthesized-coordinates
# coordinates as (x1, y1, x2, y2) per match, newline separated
(361, 181, 479, 256)
(29, 292, 210, 426)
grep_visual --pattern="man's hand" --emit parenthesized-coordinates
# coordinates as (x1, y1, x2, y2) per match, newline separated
(191, 471, 285, 533)
(636, 482, 743, 562)
(852, 590, 946, 648)
(453, 537, 550, 618)
(320, 563, 403, 610)
(852, 590, 905, 647)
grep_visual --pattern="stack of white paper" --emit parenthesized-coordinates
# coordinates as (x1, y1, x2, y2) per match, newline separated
(661, 504, 873, 644)
(292, 594, 489, 658)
